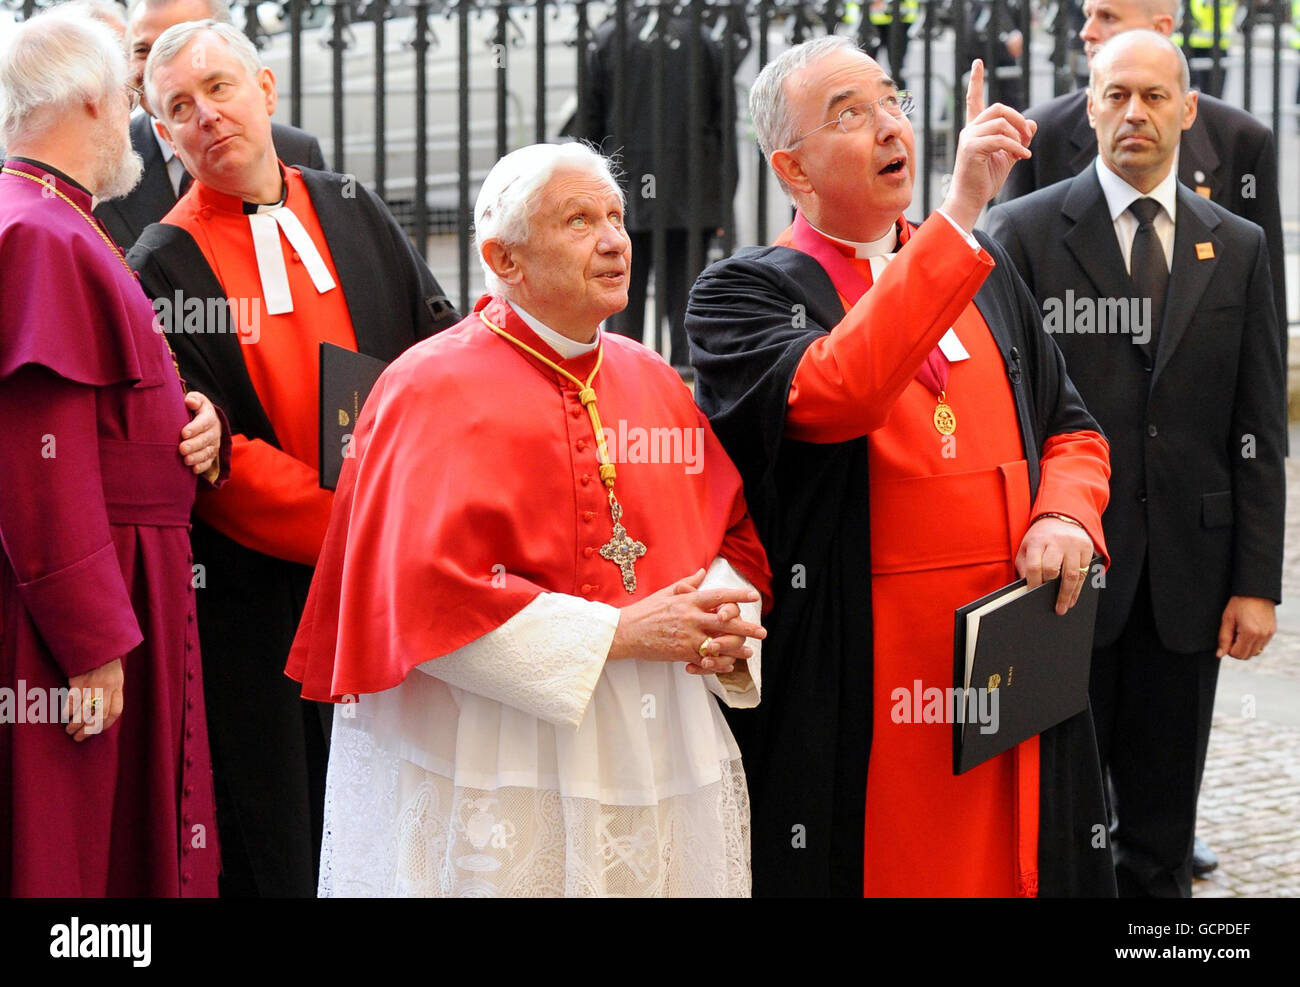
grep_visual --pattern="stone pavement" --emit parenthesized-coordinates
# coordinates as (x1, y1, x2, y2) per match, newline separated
(1193, 426, 1300, 898)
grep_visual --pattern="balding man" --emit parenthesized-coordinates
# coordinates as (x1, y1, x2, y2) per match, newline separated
(986, 31, 1285, 898)
(998, 0, 1285, 370)
(686, 38, 1115, 897)
(0, 6, 224, 896)
(93, 0, 323, 251)
(128, 18, 455, 896)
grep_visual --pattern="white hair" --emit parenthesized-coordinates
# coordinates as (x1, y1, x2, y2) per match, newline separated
(144, 18, 260, 119)
(64, 0, 129, 38)
(126, 0, 232, 24)
(0, 6, 127, 147)
(474, 142, 624, 296)
(750, 35, 860, 193)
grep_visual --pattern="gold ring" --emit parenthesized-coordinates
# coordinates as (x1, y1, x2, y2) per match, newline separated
(1077, 566, 1090, 575)
(698, 637, 713, 658)
(86, 695, 101, 712)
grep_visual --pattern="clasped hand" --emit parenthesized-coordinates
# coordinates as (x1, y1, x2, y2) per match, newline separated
(609, 568, 766, 675)
(180, 390, 222, 480)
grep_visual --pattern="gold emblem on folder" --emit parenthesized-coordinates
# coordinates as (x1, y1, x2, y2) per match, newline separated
(988, 673, 1001, 691)
(338, 409, 351, 427)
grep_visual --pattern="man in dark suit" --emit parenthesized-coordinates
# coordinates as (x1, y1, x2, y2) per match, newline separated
(986, 30, 1285, 898)
(998, 0, 1286, 361)
(94, 0, 324, 251)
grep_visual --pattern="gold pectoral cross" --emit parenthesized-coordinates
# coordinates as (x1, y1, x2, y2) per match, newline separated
(600, 499, 647, 593)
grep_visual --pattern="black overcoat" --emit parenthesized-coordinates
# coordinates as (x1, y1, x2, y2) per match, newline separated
(685, 224, 1118, 898)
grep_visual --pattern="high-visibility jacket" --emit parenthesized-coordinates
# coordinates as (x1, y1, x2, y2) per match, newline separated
(1174, 0, 1236, 50)
(844, 0, 919, 26)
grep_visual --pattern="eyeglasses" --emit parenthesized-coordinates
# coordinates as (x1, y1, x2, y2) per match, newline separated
(124, 84, 144, 112)
(788, 90, 915, 147)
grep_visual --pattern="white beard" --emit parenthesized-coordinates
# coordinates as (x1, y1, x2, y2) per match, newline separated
(94, 126, 144, 202)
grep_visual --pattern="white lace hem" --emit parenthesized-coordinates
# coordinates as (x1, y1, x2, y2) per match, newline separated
(318, 721, 751, 897)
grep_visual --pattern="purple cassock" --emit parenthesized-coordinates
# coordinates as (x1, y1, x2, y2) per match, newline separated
(0, 158, 221, 896)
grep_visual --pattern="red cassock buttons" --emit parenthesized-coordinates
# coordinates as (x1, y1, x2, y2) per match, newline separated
(584, 546, 595, 558)
(581, 474, 591, 486)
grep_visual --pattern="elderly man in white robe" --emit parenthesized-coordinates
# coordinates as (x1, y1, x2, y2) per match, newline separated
(287, 142, 772, 897)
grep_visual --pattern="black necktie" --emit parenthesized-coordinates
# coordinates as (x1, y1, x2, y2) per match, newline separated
(177, 167, 193, 198)
(1128, 197, 1168, 348)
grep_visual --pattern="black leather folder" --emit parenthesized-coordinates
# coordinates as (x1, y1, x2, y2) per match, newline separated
(318, 342, 388, 490)
(952, 560, 1102, 774)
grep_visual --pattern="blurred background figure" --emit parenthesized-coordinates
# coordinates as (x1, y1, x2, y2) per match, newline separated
(574, 4, 747, 377)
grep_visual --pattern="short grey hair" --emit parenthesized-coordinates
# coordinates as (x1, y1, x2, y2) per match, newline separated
(750, 35, 859, 193)
(1089, 28, 1190, 95)
(127, 0, 233, 24)
(0, 7, 127, 147)
(144, 19, 261, 119)
(474, 142, 624, 296)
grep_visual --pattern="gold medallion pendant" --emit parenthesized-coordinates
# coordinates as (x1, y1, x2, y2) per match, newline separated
(933, 390, 957, 435)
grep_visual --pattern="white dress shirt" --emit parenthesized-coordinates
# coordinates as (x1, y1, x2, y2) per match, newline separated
(1094, 156, 1177, 273)
(150, 115, 188, 198)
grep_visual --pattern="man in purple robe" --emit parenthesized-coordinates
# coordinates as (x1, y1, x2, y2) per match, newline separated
(0, 8, 227, 896)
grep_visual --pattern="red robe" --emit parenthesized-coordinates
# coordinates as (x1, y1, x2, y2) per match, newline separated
(779, 214, 1110, 896)
(288, 296, 770, 701)
(0, 158, 220, 896)
(163, 168, 359, 565)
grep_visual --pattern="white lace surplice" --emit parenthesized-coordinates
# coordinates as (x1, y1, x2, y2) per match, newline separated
(318, 557, 761, 897)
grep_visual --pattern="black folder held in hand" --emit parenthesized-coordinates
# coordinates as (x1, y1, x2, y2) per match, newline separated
(319, 342, 388, 490)
(952, 561, 1102, 775)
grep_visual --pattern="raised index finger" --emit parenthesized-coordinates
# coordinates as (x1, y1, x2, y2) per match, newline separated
(966, 59, 986, 122)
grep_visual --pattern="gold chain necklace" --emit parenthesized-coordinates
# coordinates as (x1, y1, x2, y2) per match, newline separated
(479, 309, 647, 593)
(2, 165, 183, 381)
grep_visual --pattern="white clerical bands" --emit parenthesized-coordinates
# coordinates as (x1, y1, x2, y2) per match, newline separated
(248, 207, 336, 315)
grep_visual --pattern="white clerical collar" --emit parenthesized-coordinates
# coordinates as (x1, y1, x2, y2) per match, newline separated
(507, 301, 600, 359)
(807, 216, 968, 364)
(807, 218, 898, 259)
(246, 180, 336, 315)
(1094, 156, 1179, 225)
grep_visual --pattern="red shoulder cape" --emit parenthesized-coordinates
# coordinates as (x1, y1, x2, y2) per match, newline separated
(287, 296, 771, 701)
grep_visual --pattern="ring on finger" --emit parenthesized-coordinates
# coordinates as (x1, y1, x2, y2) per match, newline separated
(698, 637, 713, 658)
